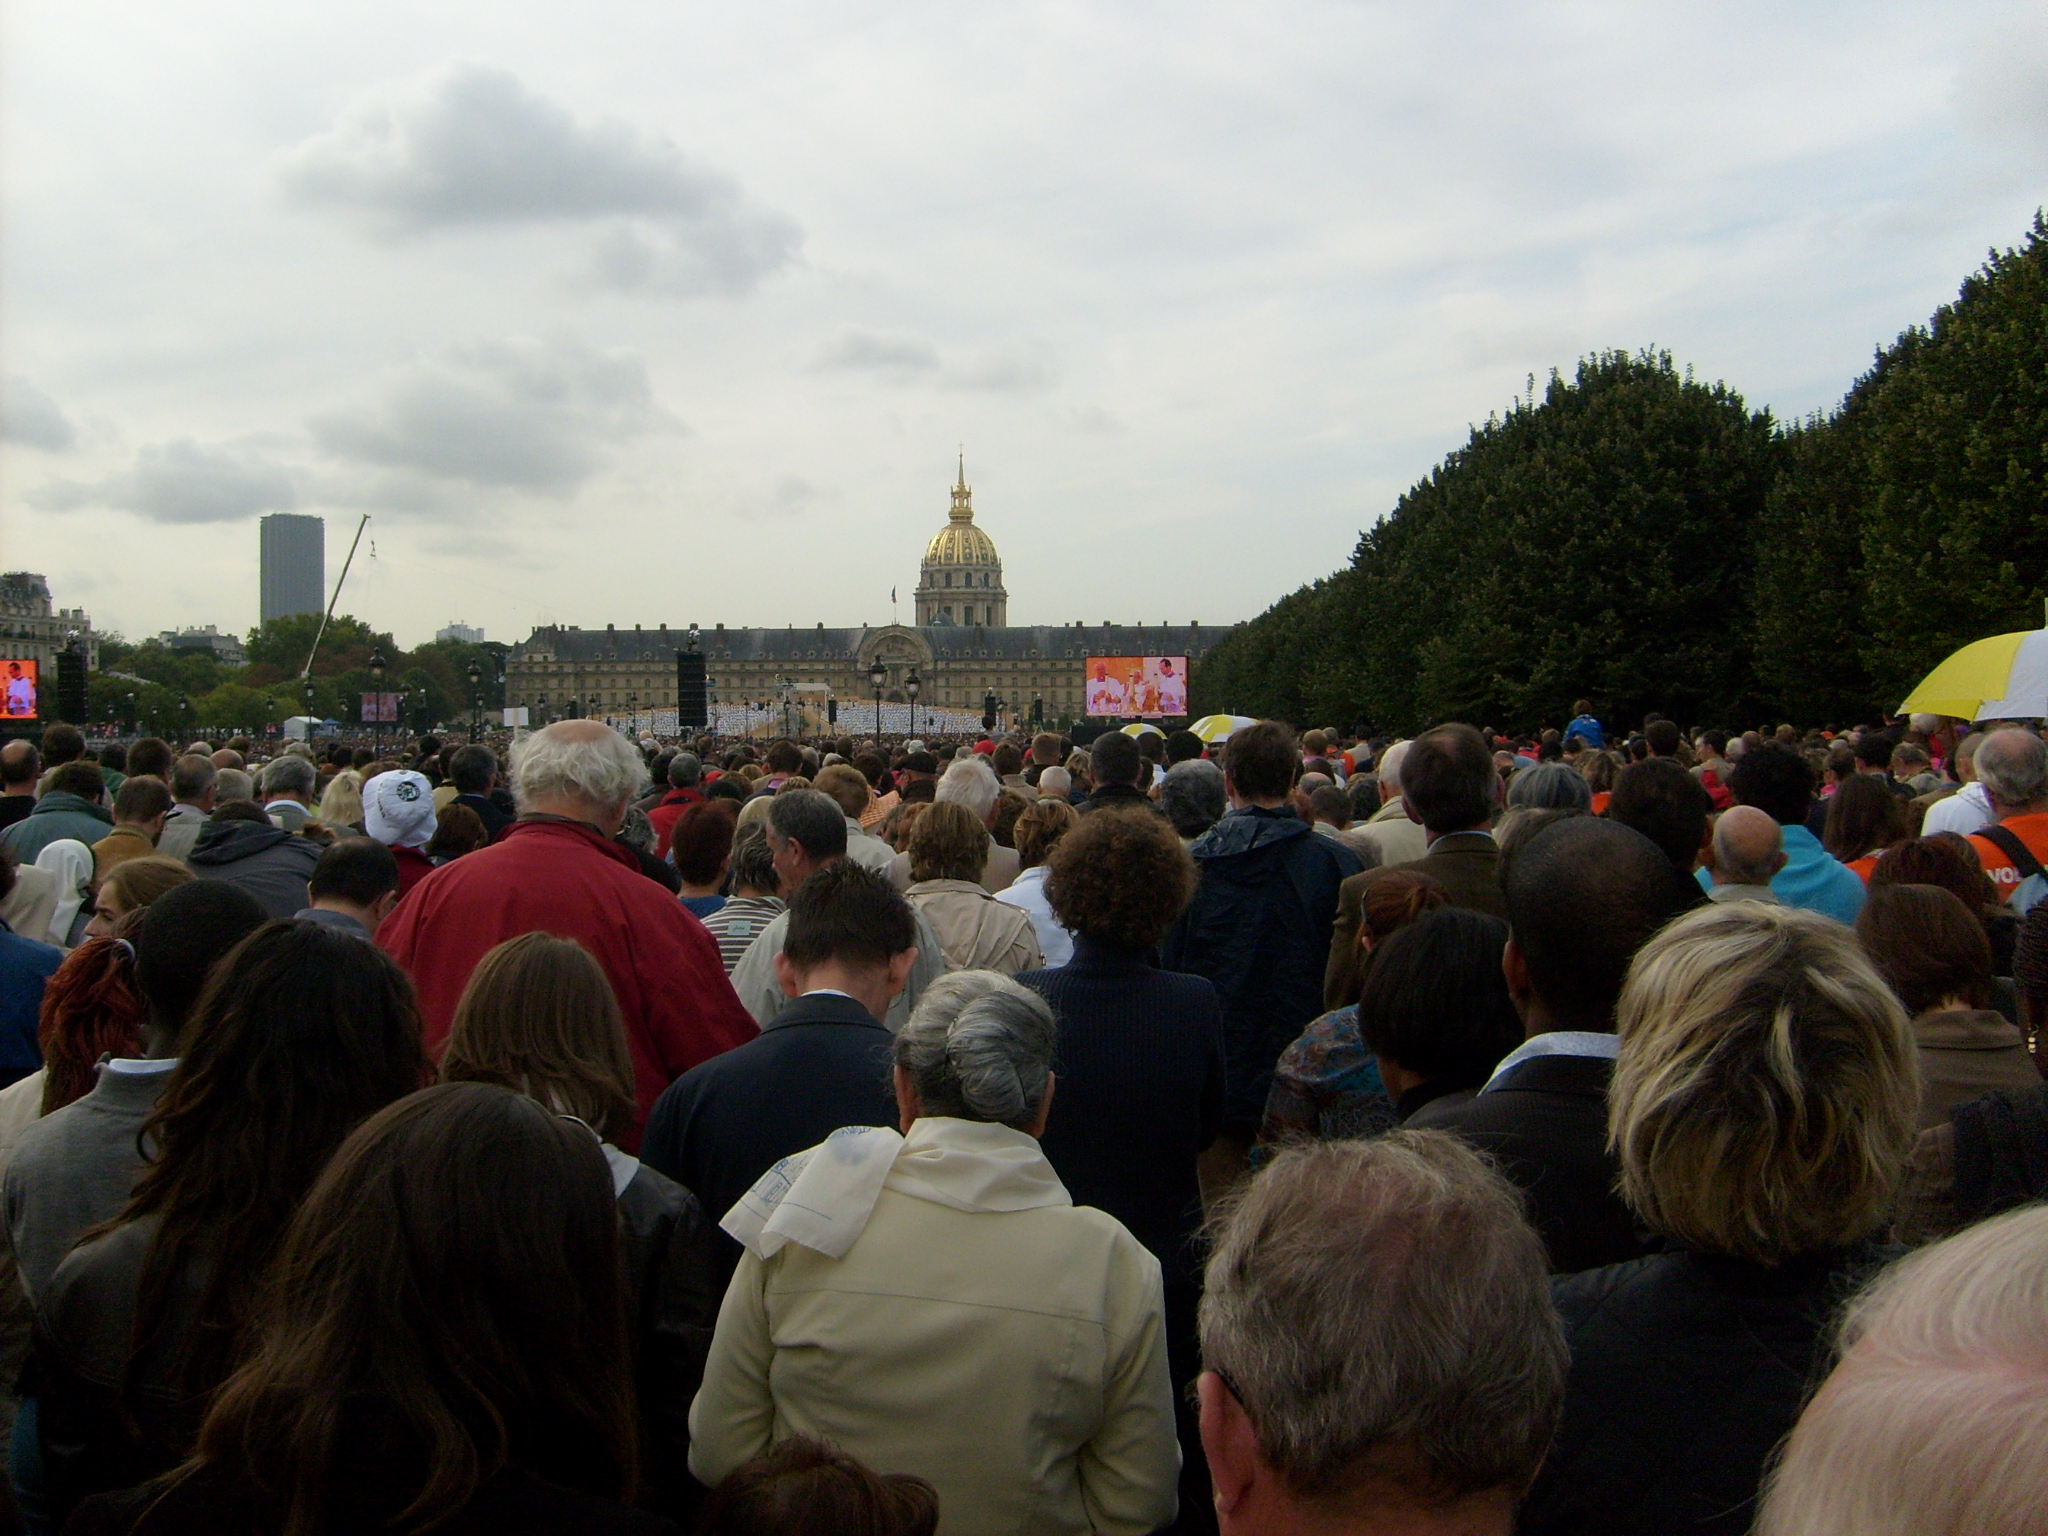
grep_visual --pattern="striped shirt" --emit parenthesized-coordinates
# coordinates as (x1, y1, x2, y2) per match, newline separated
(700, 895, 786, 975)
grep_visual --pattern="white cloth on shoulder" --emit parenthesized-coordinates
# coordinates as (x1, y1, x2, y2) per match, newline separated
(722, 1117, 1070, 1262)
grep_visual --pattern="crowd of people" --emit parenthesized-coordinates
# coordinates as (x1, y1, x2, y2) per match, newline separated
(0, 701, 2041, 1534)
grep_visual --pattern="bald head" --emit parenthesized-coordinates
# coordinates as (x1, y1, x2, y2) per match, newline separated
(0, 739, 39, 791)
(1711, 806, 1785, 888)
(1976, 727, 2048, 814)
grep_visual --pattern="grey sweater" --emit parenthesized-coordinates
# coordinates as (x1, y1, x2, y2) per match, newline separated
(3, 1066, 168, 1307)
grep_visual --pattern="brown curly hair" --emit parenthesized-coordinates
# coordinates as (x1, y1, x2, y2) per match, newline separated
(908, 801, 989, 883)
(1013, 797, 1079, 870)
(1045, 807, 1196, 950)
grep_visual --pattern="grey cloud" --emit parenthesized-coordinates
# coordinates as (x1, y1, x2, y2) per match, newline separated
(309, 335, 676, 496)
(2, 376, 76, 451)
(278, 62, 800, 295)
(949, 346, 1059, 393)
(27, 439, 296, 524)
(814, 329, 943, 372)
(810, 331, 1055, 391)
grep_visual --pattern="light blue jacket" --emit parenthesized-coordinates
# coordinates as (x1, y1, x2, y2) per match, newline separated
(1696, 823, 1863, 924)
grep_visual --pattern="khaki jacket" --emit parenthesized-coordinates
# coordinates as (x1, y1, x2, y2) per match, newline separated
(1913, 1008, 2043, 1131)
(690, 1119, 1180, 1536)
(906, 880, 1043, 974)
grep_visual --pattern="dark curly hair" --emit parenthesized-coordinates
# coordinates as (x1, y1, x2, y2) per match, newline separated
(1045, 807, 1195, 951)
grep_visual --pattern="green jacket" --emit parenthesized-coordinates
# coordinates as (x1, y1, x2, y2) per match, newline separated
(0, 792, 114, 864)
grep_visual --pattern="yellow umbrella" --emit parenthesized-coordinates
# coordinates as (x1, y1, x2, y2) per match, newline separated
(1898, 629, 2048, 721)
(1189, 713, 1256, 743)
(1120, 721, 1165, 738)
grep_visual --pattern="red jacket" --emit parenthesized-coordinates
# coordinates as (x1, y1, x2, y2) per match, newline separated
(378, 818, 756, 1147)
(392, 845, 436, 900)
(647, 786, 706, 859)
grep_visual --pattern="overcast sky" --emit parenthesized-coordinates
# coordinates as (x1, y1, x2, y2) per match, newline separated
(5, 1, 2048, 649)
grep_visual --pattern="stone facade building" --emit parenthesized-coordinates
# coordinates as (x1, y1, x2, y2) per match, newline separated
(503, 466, 1233, 730)
(0, 573, 97, 673)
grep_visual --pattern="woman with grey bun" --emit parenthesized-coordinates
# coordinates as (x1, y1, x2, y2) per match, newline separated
(690, 971, 1181, 1536)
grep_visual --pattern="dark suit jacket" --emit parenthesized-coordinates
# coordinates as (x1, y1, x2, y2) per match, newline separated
(455, 791, 514, 843)
(1430, 1051, 1648, 1274)
(1323, 830, 1506, 1009)
(639, 991, 899, 1286)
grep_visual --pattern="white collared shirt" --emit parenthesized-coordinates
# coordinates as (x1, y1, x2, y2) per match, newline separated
(1481, 1031, 1619, 1092)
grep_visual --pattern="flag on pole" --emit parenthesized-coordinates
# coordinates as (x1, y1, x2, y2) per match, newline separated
(891, 586, 897, 603)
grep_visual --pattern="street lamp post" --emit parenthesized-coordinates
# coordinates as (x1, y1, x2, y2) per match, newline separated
(905, 670, 920, 740)
(869, 658, 887, 740)
(303, 678, 316, 745)
(367, 650, 387, 758)
(124, 692, 135, 738)
(467, 659, 483, 742)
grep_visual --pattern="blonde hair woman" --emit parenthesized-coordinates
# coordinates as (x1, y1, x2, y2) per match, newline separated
(1757, 1203, 2048, 1536)
(439, 931, 719, 1511)
(1519, 902, 1920, 1536)
(316, 768, 365, 833)
(903, 802, 1040, 974)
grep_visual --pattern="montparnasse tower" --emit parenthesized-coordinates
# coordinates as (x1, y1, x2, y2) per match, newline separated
(913, 455, 1007, 627)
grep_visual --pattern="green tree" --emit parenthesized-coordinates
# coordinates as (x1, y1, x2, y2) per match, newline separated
(1198, 352, 1781, 734)
(1851, 215, 2048, 704)
(242, 613, 395, 684)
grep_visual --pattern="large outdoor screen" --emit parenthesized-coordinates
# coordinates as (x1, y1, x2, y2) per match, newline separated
(2, 660, 38, 719)
(1084, 655, 1189, 718)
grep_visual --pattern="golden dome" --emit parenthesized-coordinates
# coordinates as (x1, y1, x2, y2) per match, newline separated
(922, 460, 1001, 568)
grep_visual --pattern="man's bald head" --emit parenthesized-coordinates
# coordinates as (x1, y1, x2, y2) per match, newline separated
(1976, 727, 2048, 814)
(0, 739, 39, 789)
(1711, 805, 1785, 888)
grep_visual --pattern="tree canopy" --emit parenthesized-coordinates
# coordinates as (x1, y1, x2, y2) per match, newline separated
(1194, 216, 2048, 733)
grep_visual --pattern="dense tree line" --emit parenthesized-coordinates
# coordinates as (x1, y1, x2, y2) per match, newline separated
(94, 614, 506, 736)
(1193, 215, 2048, 734)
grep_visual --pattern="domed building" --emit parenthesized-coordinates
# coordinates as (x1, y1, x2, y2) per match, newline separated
(914, 458, 1007, 626)
(502, 458, 1236, 732)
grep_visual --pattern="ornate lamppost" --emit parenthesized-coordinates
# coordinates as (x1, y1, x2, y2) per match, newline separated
(467, 659, 483, 742)
(906, 670, 920, 740)
(869, 657, 887, 740)
(367, 650, 386, 758)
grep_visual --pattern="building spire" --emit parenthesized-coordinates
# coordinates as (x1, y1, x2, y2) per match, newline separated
(951, 450, 973, 521)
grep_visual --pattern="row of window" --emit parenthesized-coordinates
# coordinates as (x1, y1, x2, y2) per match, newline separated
(929, 570, 998, 588)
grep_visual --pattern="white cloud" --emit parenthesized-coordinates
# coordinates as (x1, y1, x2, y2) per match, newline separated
(276, 62, 800, 295)
(2, 376, 76, 451)
(27, 438, 296, 523)
(308, 335, 676, 496)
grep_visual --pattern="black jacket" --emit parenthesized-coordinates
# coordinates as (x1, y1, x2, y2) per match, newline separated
(1081, 782, 1157, 815)
(615, 1162, 722, 1519)
(1021, 938, 1225, 1277)
(454, 791, 514, 844)
(1520, 1244, 1896, 1536)
(639, 992, 899, 1287)
(1160, 807, 1361, 1132)
(1430, 1051, 1648, 1274)
(68, 1463, 680, 1535)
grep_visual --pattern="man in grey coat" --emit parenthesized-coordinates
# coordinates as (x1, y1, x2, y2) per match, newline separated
(187, 802, 322, 920)
(153, 754, 218, 864)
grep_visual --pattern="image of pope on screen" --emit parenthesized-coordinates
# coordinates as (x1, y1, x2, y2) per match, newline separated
(3, 661, 36, 719)
(1086, 655, 1188, 718)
